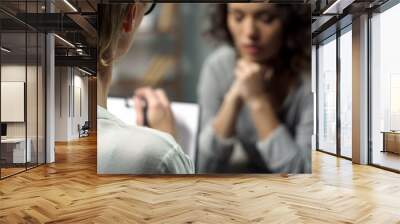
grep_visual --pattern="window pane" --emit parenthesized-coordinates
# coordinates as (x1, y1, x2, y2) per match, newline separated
(1, 31, 28, 177)
(340, 28, 352, 158)
(27, 31, 38, 169)
(318, 36, 337, 154)
(38, 32, 45, 165)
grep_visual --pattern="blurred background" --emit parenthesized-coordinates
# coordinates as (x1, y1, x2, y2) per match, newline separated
(109, 3, 215, 103)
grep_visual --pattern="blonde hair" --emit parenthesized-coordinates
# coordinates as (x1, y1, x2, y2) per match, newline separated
(98, 4, 134, 67)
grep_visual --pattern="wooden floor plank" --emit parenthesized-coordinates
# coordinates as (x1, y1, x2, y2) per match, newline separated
(0, 134, 400, 223)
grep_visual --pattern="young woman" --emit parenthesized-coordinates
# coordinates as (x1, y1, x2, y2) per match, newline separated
(197, 3, 312, 173)
(97, 3, 193, 174)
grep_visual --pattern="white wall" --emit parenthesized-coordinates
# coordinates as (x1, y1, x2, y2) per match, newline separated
(76, 72, 89, 138)
(55, 66, 69, 141)
(55, 67, 89, 141)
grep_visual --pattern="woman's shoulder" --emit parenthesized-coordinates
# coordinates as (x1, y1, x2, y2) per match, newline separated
(200, 45, 236, 89)
(98, 106, 177, 150)
(291, 73, 313, 108)
(97, 108, 192, 174)
(99, 117, 180, 156)
(297, 73, 312, 95)
(204, 44, 236, 68)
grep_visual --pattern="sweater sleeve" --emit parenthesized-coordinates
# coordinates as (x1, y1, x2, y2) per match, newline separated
(196, 57, 236, 173)
(255, 91, 313, 173)
(159, 143, 195, 174)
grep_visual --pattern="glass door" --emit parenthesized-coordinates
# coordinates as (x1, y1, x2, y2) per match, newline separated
(1, 30, 28, 178)
(0, 0, 47, 179)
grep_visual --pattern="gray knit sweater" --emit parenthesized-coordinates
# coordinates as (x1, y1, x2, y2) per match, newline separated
(197, 45, 313, 173)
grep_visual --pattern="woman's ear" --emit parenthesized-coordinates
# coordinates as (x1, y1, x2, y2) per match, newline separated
(122, 5, 136, 32)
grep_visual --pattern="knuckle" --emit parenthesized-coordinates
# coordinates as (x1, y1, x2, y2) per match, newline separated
(149, 100, 161, 108)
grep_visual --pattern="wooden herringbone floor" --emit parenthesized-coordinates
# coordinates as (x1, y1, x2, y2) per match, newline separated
(1, 134, 400, 223)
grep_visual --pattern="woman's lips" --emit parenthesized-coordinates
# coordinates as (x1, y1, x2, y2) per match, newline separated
(241, 45, 262, 55)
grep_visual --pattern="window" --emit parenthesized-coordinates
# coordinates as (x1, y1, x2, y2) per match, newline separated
(339, 27, 352, 158)
(317, 35, 337, 154)
(370, 2, 400, 171)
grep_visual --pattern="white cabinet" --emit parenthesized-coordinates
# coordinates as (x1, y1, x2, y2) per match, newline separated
(1, 138, 32, 163)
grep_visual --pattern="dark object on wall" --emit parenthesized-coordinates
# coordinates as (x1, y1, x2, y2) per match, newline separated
(1, 123, 7, 137)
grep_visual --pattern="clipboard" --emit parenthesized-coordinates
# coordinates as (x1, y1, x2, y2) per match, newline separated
(107, 97, 200, 163)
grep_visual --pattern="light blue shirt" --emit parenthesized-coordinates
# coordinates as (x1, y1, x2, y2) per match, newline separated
(97, 106, 194, 174)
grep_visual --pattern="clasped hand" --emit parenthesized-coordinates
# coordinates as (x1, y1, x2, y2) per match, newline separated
(228, 58, 273, 105)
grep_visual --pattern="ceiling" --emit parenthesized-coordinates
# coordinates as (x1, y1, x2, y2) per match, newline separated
(0, 0, 97, 73)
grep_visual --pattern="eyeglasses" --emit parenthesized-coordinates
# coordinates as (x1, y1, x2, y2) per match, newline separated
(144, 2, 156, 16)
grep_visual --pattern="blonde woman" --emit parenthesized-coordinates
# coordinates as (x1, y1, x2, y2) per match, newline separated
(97, 3, 194, 174)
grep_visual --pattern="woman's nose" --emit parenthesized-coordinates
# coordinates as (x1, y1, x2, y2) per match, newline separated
(242, 18, 259, 41)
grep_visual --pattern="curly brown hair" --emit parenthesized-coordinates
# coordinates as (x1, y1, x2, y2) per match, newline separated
(206, 3, 311, 77)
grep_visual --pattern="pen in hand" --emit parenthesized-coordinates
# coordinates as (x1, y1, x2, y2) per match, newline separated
(141, 97, 149, 127)
(133, 87, 177, 138)
(131, 96, 149, 127)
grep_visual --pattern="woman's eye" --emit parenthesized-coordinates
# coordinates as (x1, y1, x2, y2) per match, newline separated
(258, 13, 275, 24)
(233, 13, 244, 22)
